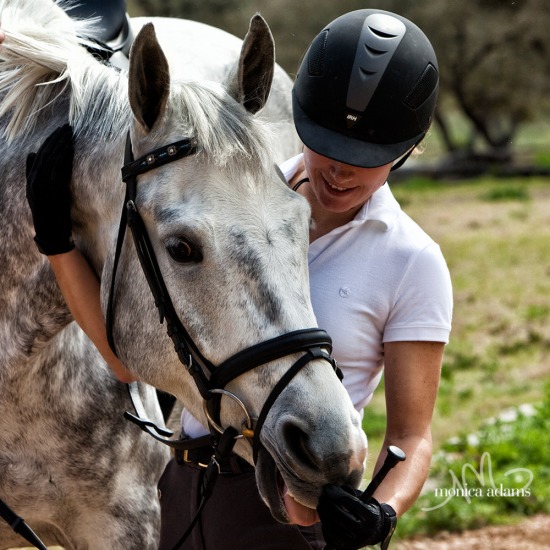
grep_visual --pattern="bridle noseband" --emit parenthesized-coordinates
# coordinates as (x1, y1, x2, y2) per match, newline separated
(106, 132, 342, 463)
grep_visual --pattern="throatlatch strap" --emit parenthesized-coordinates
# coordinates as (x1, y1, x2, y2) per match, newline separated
(105, 189, 130, 357)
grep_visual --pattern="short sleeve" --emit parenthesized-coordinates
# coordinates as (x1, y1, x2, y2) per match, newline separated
(383, 243, 453, 343)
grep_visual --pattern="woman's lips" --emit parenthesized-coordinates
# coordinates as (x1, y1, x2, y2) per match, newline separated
(322, 175, 355, 194)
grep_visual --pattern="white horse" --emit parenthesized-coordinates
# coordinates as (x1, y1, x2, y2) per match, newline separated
(0, 1, 367, 548)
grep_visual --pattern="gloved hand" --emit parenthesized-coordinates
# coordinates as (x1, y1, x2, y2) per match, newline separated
(26, 124, 75, 255)
(317, 484, 396, 550)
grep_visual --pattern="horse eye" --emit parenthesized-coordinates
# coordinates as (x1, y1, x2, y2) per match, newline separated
(166, 237, 203, 264)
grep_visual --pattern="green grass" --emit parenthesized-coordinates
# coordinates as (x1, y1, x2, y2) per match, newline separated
(362, 176, 550, 538)
(395, 384, 550, 539)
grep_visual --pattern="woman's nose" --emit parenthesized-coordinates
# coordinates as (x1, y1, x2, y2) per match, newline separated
(329, 162, 355, 182)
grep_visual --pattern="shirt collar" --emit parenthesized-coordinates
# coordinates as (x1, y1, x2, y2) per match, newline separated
(279, 154, 401, 232)
(358, 183, 401, 230)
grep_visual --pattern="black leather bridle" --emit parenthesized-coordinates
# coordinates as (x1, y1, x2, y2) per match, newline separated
(105, 132, 342, 464)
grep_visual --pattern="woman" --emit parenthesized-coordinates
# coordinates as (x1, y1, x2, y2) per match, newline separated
(21, 9, 452, 550)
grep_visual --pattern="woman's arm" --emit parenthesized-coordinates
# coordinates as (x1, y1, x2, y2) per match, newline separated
(316, 341, 443, 550)
(25, 125, 135, 383)
(372, 340, 445, 515)
(48, 249, 137, 383)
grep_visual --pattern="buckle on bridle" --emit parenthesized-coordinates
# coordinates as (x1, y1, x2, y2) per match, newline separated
(182, 449, 209, 468)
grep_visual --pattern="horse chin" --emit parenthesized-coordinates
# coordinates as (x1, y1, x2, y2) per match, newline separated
(256, 448, 320, 526)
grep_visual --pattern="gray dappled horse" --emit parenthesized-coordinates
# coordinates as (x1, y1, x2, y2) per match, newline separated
(0, 0, 367, 548)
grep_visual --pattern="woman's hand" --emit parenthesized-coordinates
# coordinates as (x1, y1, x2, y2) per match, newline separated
(317, 485, 395, 550)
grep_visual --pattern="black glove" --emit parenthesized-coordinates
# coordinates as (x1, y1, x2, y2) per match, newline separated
(317, 484, 396, 550)
(25, 124, 75, 255)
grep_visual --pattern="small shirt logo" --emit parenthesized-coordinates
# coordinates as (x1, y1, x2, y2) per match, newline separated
(339, 286, 352, 298)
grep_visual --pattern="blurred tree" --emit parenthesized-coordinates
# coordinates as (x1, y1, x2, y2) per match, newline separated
(128, 0, 365, 73)
(131, 0, 241, 18)
(404, 0, 550, 163)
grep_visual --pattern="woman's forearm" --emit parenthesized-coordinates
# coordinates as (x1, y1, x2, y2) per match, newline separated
(48, 248, 137, 383)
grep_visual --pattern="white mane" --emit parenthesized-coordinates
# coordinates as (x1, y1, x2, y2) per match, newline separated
(167, 81, 272, 177)
(0, 0, 121, 139)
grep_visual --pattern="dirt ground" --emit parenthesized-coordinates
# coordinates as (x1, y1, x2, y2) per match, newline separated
(395, 514, 550, 550)
(8, 516, 550, 549)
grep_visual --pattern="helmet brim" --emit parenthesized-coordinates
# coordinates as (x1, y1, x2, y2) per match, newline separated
(292, 91, 422, 169)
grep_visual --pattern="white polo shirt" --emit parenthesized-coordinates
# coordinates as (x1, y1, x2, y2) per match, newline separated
(280, 154, 453, 411)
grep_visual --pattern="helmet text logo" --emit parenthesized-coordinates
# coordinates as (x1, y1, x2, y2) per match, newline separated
(346, 113, 361, 128)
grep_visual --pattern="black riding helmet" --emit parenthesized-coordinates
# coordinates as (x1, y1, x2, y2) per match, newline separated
(292, 9, 439, 168)
(62, 0, 132, 57)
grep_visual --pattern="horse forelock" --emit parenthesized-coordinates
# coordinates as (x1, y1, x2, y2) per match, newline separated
(0, 0, 123, 140)
(75, 73, 272, 172)
(166, 81, 273, 181)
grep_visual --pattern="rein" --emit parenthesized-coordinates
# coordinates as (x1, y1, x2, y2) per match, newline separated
(0, 499, 47, 550)
(105, 132, 342, 544)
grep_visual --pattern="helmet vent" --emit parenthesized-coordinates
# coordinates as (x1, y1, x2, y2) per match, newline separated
(404, 63, 439, 110)
(307, 30, 329, 77)
(369, 27, 399, 39)
(346, 14, 406, 113)
(366, 45, 387, 56)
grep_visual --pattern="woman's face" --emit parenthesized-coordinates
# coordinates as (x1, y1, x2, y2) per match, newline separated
(302, 146, 392, 215)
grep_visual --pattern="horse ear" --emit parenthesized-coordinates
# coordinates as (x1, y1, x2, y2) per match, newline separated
(226, 14, 275, 114)
(128, 23, 170, 131)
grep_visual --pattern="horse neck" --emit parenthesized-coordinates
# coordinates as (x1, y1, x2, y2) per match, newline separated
(67, 62, 131, 273)
(71, 134, 128, 275)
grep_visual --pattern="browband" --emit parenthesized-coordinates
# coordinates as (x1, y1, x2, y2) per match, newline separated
(121, 138, 197, 181)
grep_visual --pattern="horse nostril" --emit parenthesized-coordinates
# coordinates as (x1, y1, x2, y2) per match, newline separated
(282, 421, 318, 470)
